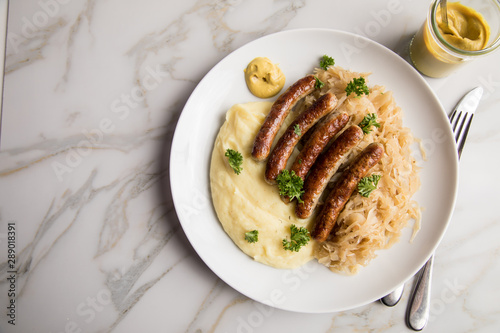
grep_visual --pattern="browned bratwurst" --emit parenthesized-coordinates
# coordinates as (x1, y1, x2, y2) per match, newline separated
(265, 93, 338, 184)
(290, 112, 350, 180)
(251, 75, 316, 162)
(311, 142, 384, 242)
(296, 125, 364, 219)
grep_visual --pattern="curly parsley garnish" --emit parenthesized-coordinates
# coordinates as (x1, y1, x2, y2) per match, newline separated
(245, 230, 259, 243)
(358, 174, 381, 197)
(345, 77, 369, 97)
(314, 76, 324, 89)
(359, 113, 380, 134)
(225, 148, 243, 175)
(282, 224, 310, 252)
(293, 124, 301, 136)
(276, 170, 304, 203)
(319, 55, 335, 70)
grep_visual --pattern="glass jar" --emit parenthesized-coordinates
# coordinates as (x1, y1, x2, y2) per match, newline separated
(410, 0, 500, 78)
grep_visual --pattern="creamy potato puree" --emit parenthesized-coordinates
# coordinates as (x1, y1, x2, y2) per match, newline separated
(210, 102, 316, 269)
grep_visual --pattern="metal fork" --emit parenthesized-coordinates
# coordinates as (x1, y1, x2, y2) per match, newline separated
(405, 86, 482, 331)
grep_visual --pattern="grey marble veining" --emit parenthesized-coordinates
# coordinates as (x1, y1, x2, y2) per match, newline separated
(1, 0, 500, 332)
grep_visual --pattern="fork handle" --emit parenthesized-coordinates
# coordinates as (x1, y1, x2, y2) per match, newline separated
(380, 284, 404, 307)
(406, 255, 434, 331)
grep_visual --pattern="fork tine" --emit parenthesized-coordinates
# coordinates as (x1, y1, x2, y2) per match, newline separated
(457, 113, 473, 159)
(449, 109, 458, 124)
(450, 110, 462, 135)
(454, 111, 467, 143)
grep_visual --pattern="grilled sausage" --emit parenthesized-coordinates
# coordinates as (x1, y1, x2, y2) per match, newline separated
(311, 142, 384, 242)
(296, 125, 364, 219)
(290, 112, 350, 180)
(265, 93, 338, 184)
(251, 75, 316, 162)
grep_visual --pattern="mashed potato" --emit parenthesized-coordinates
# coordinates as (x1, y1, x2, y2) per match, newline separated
(210, 102, 316, 269)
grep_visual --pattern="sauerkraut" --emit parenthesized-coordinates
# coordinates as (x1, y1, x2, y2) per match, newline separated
(298, 66, 422, 275)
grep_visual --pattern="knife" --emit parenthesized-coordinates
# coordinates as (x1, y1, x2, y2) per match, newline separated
(405, 86, 483, 331)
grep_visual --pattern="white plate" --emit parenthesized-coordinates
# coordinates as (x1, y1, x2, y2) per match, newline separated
(170, 29, 459, 313)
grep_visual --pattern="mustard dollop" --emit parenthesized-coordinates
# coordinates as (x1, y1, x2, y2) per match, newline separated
(244, 57, 285, 99)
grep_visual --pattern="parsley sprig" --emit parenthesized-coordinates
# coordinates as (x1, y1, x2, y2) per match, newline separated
(359, 113, 381, 134)
(293, 124, 301, 136)
(282, 224, 310, 252)
(276, 170, 304, 203)
(357, 174, 381, 197)
(245, 230, 259, 243)
(314, 76, 324, 89)
(225, 148, 243, 175)
(345, 77, 369, 97)
(319, 55, 335, 70)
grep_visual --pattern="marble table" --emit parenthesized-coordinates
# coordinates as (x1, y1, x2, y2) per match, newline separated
(1, 1, 499, 332)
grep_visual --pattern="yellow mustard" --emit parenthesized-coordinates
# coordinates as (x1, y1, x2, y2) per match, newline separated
(437, 2, 490, 51)
(244, 57, 285, 98)
(410, 2, 491, 77)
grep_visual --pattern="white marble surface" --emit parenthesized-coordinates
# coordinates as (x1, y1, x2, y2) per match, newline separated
(0, 0, 499, 332)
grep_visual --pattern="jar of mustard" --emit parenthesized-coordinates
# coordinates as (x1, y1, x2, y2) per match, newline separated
(410, 0, 500, 78)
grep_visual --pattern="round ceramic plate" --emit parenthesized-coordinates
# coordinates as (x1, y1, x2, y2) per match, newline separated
(170, 28, 459, 313)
